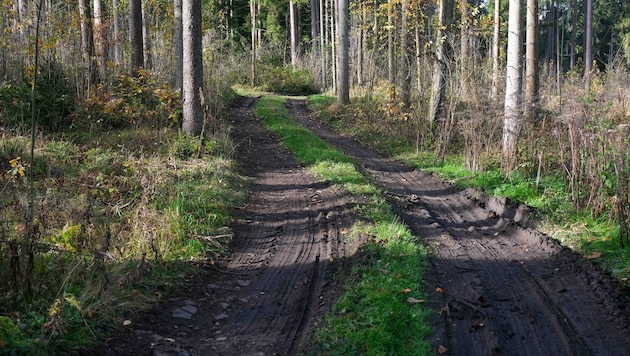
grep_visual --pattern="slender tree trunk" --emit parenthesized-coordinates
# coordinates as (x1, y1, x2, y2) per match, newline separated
(330, 0, 336, 93)
(319, 0, 325, 87)
(491, 0, 500, 101)
(182, 0, 204, 135)
(503, 0, 523, 173)
(524, 0, 538, 119)
(460, 0, 470, 94)
(387, 0, 395, 86)
(79, 0, 97, 87)
(428, 0, 454, 122)
(93, 0, 108, 83)
(289, 0, 298, 67)
(337, 0, 349, 105)
(174, 0, 183, 90)
(250, 0, 256, 86)
(112, 0, 122, 71)
(129, 0, 144, 76)
(570, 0, 577, 69)
(400, 0, 411, 108)
(357, 3, 364, 87)
(310, 0, 320, 40)
(584, 0, 593, 86)
(142, 2, 152, 69)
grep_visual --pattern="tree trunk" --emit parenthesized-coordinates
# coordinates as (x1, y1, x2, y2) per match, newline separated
(79, 0, 97, 87)
(584, 0, 593, 85)
(289, 0, 298, 67)
(182, 0, 204, 135)
(310, 0, 320, 41)
(491, 0, 500, 101)
(570, 0, 577, 69)
(427, 0, 454, 123)
(250, 0, 256, 86)
(93, 0, 108, 83)
(387, 0, 395, 86)
(112, 0, 122, 71)
(174, 0, 183, 90)
(400, 0, 411, 108)
(503, 0, 523, 173)
(524, 0, 538, 119)
(129, 0, 144, 76)
(460, 0, 470, 94)
(336, 0, 349, 105)
(142, 2, 152, 69)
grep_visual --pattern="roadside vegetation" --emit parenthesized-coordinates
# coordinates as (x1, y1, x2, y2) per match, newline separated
(308, 74, 630, 285)
(0, 71, 245, 354)
(253, 96, 433, 354)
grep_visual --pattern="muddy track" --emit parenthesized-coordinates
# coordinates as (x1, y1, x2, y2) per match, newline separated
(95, 96, 357, 355)
(286, 98, 630, 355)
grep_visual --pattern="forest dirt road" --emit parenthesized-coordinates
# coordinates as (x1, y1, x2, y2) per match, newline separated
(97, 96, 630, 355)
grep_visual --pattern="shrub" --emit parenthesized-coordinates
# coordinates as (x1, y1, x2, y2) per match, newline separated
(0, 60, 75, 131)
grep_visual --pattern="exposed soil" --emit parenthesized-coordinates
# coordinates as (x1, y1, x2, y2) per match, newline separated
(95, 96, 630, 356)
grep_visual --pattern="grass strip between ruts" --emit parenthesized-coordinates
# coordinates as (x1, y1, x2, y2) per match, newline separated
(253, 95, 433, 355)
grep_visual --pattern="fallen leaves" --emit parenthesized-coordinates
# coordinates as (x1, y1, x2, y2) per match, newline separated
(587, 251, 602, 259)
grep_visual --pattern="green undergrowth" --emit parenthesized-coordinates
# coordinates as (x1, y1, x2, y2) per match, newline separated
(307, 94, 630, 283)
(0, 82, 244, 353)
(253, 95, 432, 354)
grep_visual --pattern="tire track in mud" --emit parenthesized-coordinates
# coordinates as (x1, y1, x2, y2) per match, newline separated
(287, 98, 630, 355)
(95, 96, 356, 356)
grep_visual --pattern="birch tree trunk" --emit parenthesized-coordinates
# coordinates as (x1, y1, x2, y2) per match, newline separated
(491, 0, 500, 101)
(570, 0, 577, 69)
(250, 0, 256, 86)
(336, 0, 349, 105)
(182, 0, 204, 135)
(524, 0, 538, 119)
(503, 0, 523, 172)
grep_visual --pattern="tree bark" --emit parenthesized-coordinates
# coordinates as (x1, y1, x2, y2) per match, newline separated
(460, 0, 470, 94)
(310, 0, 320, 41)
(142, 2, 153, 69)
(79, 0, 97, 87)
(93, 0, 108, 83)
(503, 0, 523, 173)
(112, 0, 122, 71)
(336, 0, 349, 105)
(289, 0, 298, 67)
(129, 0, 144, 76)
(524, 0, 538, 119)
(387, 0, 395, 86)
(491, 0, 500, 101)
(182, 0, 204, 135)
(428, 0, 454, 123)
(250, 0, 256, 86)
(174, 0, 183, 90)
(400, 0, 411, 108)
(584, 0, 593, 86)
(570, 0, 577, 69)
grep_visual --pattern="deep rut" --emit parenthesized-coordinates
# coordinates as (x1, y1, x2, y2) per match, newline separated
(286, 98, 630, 355)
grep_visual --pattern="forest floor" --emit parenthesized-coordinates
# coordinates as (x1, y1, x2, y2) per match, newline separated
(95, 96, 630, 355)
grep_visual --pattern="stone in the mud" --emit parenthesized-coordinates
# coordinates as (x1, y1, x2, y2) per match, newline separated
(214, 313, 229, 321)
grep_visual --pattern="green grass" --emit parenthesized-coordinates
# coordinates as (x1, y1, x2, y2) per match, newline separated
(253, 95, 433, 354)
